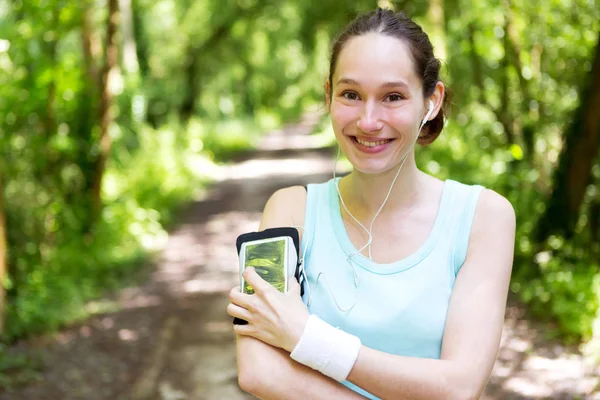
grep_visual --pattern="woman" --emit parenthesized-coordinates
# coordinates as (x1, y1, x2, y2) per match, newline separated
(227, 8, 515, 400)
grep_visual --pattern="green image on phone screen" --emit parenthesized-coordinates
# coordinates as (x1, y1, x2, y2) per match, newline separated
(243, 239, 286, 294)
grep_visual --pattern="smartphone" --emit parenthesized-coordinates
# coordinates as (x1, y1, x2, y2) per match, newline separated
(239, 236, 298, 294)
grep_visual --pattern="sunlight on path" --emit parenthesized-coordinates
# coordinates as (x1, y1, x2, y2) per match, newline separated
(129, 138, 339, 399)
(484, 304, 600, 399)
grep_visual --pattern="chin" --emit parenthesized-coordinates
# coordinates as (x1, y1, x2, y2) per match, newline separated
(341, 147, 404, 176)
(348, 159, 396, 176)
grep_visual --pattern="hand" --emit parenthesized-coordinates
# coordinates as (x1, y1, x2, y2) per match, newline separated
(227, 267, 309, 352)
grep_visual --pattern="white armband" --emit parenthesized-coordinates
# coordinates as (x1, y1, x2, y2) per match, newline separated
(290, 314, 361, 382)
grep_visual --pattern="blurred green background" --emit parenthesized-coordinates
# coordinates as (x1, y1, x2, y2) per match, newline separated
(0, 0, 599, 374)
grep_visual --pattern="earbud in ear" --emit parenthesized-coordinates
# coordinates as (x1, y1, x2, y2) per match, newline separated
(421, 100, 435, 127)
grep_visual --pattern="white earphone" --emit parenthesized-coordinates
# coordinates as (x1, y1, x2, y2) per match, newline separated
(419, 100, 435, 132)
(304, 98, 437, 313)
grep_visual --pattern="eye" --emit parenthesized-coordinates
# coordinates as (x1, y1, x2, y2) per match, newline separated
(341, 91, 360, 101)
(384, 93, 404, 102)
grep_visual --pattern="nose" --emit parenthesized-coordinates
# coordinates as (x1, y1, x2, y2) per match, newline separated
(356, 101, 384, 133)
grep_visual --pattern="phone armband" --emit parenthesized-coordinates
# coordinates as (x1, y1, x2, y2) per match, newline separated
(234, 227, 304, 325)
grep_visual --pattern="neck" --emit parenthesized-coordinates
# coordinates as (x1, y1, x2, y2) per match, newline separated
(338, 152, 424, 220)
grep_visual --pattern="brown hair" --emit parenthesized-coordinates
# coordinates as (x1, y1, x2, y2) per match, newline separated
(328, 8, 448, 144)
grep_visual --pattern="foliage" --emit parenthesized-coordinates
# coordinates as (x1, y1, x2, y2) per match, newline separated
(0, 0, 599, 372)
(0, 344, 42, 390)
(413, 0, 600, 353)
(187, 117, 263, 163)
(2, 119, 209, 340)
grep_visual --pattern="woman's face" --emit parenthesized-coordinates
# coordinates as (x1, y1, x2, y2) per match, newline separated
(328, 33, 429, 175)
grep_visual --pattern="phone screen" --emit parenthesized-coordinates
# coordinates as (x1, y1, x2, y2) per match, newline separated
(243, 238, 287, 294)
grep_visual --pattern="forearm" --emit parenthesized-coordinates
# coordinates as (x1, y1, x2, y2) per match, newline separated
(237, 335, 366, 400)
(347, 347, 482, 400)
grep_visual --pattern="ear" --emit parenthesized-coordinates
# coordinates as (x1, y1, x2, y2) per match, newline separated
(325, 80, 331, 109)
(425, 81, 446, 122)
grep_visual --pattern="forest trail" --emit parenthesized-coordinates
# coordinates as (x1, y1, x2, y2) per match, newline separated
(1, 113, 598, 400)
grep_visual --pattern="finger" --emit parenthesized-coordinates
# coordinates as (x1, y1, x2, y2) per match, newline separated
(242, 267, 271, 294)
(227, 303, 252, 322)
(233, 322, 255, 337)
(287, 277, 301, 296)
(229, 286, 242, 299)
(229, 287, 253, 309)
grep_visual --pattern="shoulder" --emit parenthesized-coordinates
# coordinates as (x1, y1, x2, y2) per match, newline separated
(466, 188, 516, 266)
(473, 188, 516, 232)
(448, 179, 515, 228)
(259, 185, 307, 232)
(450, 186, 516, 287)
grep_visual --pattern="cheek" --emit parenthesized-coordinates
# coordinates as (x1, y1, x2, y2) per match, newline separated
(330, 103, 357, 130)
(385, 107, 419, 131)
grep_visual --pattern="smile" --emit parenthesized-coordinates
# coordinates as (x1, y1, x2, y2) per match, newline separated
(349, 136, 396, 154)
(354, 137, 393, 147)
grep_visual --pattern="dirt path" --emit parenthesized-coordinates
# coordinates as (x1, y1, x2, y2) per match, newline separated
(1, 114, 599, 400)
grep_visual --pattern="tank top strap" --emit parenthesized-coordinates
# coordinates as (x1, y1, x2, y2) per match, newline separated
(300, 182, 323, 267)
(444, 180, 485, 277)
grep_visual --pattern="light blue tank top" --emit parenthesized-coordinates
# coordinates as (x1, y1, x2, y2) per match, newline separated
(300, 178, 483, 399)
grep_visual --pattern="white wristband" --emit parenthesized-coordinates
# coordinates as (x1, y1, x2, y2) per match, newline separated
(290, 314, 361, 382)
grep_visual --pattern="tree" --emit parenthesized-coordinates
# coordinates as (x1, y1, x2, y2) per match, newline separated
(0, 170, 6, 333)
(536, 32, 600, 242)
(91, 0, 121, 223)
(120, 0, 139, 75)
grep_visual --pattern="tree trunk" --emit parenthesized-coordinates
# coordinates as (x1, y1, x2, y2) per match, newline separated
(177, 2, 268, 121)
(82, 3, 100, 87)
(505, 0, 535, 160)
(131, 0, 149, 77)
(73, 1, 102, 227)
(179, 44, 201, 122)
(499, 15, 515, 146)
(120, 0, 139, 74)
(44, 37, 57, 138)
(42, 8, 61, 181)
(467, 22, 487, 105)
(91, 0, 120, 224)
(178, 24, 229, 121)
(427, 0, 446, 60)
(0, 171, 7, 333)
(536, 33, 600, 242)
(467, 16, 515, 146)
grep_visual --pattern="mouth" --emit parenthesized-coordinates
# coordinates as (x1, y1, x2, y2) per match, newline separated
(349, 136, 396, 153)
(351, 136, 394, 147)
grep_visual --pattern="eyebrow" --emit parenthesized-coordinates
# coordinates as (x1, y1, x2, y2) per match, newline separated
(336, 78, 409, 89)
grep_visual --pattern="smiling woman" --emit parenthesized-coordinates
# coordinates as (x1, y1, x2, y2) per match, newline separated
(228, 8, 515, 400)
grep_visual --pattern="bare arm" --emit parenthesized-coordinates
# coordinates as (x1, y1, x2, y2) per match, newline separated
(236, 188, 515, 400)
(344, 189, 515, 399)
(236, 186, 365, 399)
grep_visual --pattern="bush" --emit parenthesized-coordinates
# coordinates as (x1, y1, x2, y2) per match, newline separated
(2, 120, 217, 342)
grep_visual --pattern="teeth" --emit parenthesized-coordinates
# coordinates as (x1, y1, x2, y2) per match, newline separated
(355, 137, 391, 147)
